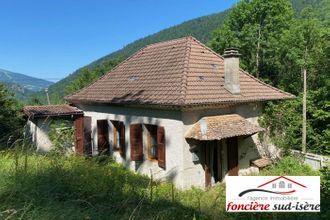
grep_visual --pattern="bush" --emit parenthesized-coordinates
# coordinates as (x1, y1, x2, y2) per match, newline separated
(260, 156, 319, 176)
(0, 152, 327, 219)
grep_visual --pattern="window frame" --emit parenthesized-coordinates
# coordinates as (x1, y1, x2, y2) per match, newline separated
(145, 124, 158, 161)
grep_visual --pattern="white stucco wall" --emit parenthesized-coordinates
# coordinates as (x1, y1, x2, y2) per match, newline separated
(76, 104, 187, 188)
(26, 117, 53, 152)
(181, 103, 265, 188)
(75, 102, 271, 189)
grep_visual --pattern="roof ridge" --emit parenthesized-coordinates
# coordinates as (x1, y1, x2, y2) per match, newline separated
(240, 69, 295, 98)
(189, 37, 294, 99)
(190, 37, 226, 61)
(143, 36, 192, 49)
(66, 36, 195, 101)
(65, 46, 147, 101)
(179, 36, 192, 104)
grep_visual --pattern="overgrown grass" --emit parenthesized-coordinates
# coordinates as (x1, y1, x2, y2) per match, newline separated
(0, 151, 328, 219)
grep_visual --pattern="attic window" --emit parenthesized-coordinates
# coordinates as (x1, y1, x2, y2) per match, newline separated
(128, 75, 139, 81)
(211, 64, 218, 70)
(198, 76, 205, 80)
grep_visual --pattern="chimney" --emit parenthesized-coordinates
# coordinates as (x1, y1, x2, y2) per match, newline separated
(223, 48, 240, 95)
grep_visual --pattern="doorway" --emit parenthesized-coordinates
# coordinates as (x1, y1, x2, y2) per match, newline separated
(204, 137, 239, 188)
(227, 137, 238, 176)
(204, 140, 222, 188)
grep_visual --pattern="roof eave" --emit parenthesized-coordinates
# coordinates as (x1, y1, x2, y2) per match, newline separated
(67, 95, 295, 111)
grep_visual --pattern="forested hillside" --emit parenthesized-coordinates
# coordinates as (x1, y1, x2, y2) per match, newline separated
(209, 0, 328, 154)
(34, 10, 230, 103)
(31, 0, 320, 104)
(26, 0, 328, 155)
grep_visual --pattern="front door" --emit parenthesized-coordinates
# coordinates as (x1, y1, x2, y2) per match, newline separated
(227, 137, 238, 176)
(204, 140, 222, 188)
(97, 120, 109, 154)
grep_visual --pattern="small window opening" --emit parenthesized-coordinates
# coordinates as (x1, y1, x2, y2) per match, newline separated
(128, 75, 139, 81)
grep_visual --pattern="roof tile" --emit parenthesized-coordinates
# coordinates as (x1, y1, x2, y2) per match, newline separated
(65, 36, 294, 107)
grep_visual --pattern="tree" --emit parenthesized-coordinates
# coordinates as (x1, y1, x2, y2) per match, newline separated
(65, 68, 98, 95)
(210, 0, 329, 155)
(209, 0, 294, 81)
(277, 7, 328, 153)
(262, 6, 329, 155)
(0, 83, 23, 144)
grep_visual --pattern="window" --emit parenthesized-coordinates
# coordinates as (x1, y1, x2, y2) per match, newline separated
(97, 120, 110, 154)
(111, 121, 125, 158)
(146, 125, 158, 160)
(129, 124, 166, 169)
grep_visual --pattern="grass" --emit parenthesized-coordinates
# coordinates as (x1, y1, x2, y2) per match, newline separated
(0, 151, 328, 220)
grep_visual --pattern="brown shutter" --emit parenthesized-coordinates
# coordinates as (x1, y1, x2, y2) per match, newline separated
(119, 122, 126, 158)
(84, 116, 92, 156)
(227, 137, 238, 176)
(74, 115, 84, 155)
(130, 124, 143, 161)
(157, 126, 166, 169)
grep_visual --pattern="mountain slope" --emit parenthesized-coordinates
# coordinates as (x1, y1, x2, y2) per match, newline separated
(40, 0, 320, 103)
(3, 81, 35, 100)
(44, 10, 230, 101)
(0, 68, 53, 92)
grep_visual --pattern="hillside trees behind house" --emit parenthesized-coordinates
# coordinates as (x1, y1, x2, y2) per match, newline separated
(30, 0, 318, 105)
(26, 0, 327, 154)
(209, 0, 294, 81)
(0, 83, 24, 146)
(65, 58, 122, 96)
(31, 11, 230, 104)
(210, 0, 329, 154)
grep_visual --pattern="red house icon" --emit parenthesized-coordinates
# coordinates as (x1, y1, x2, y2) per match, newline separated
(258, 176, 307, 190)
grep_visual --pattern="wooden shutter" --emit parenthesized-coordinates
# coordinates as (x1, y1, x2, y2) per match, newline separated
(74, 115, 84, 155)
(204, 142, 211, 188)
(157, 126, 166, 169)
(84, 116, 92, 155)
(227, 137, 238, 176)
(113, 125, 118, 150)
(119, 122, 126, 158)
(130, 124, 143, 161)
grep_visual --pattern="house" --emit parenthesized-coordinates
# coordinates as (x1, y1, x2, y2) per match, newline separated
(258, 176, 307, 190)
(29, 36, 294, 189)
(23, 105, 83, 152)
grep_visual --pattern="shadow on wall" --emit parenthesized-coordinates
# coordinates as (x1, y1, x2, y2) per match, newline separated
(90, 111, 178, 182)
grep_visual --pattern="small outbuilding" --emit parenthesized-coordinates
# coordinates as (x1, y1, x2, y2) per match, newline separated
(23, 105, 83, 152)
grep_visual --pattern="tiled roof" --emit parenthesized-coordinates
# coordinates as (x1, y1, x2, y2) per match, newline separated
(23, 105, 83, 118)
(65, 36, 294, 107)
(184, 114, 264, 140)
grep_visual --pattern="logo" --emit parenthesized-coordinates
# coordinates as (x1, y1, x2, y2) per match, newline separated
(226, 176, 320, 212)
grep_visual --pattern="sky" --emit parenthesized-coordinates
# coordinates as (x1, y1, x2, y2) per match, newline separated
(0, 0, 236, 82)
